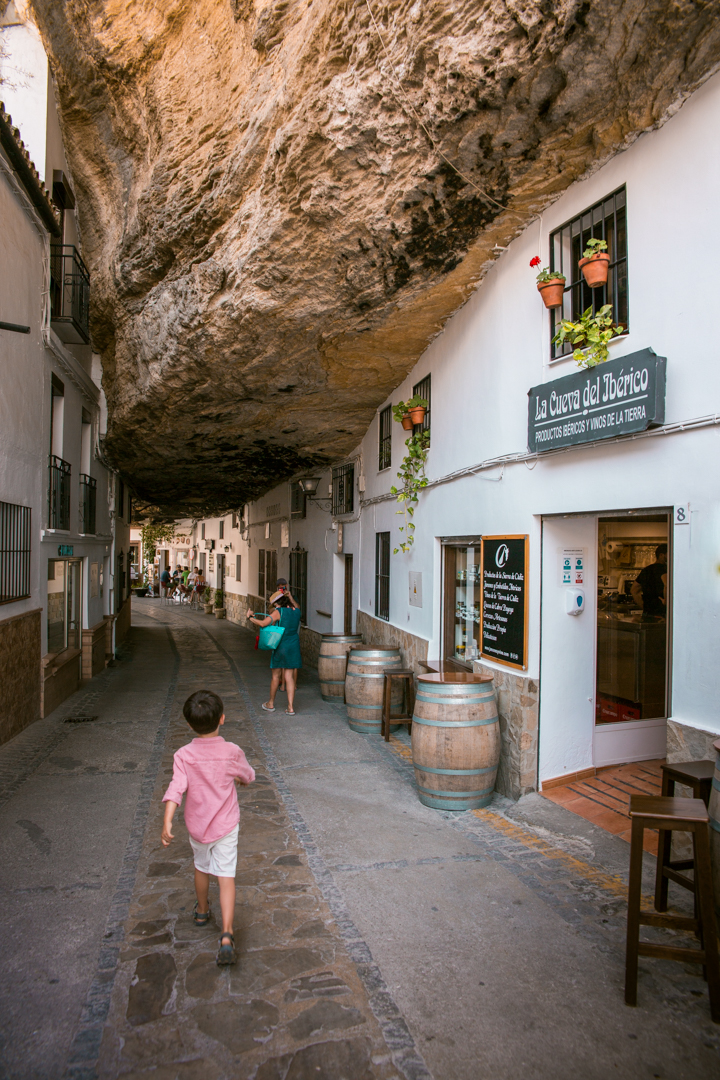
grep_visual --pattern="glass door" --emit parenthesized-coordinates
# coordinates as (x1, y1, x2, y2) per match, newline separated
(443, 545, 481, 665)
(47, 558, 82, 653)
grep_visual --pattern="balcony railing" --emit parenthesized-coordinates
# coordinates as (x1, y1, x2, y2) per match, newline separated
(49, 456, 71, 530)
(50, 245, 90, 344)
(80, 473, 97, 535)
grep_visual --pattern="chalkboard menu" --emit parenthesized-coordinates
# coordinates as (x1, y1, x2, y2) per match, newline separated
(481, 536, 528, 670)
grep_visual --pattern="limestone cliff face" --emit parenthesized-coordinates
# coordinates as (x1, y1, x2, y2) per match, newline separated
(29, 0, 720, 513)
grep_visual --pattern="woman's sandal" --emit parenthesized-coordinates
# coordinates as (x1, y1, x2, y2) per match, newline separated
(285, 709, 296, 715)
(261, 702, 275, 712)
(216, 931, 237, 966)
(193, 901, 211, 926)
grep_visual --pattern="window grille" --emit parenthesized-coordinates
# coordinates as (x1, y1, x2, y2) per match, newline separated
(378, 405, 392, 470)
(0, 502, 31, 604)
(550, 186, 628, 360)
(289, 548, 308, 625)
(49, 245, 90, 345)
(49, 456, 71, 530)
(258, 548, 265, 601)
(332, 463, 354, 516)
(412, 374, 431, 441)
(80, 474, 96, 535)
(375, 532, 390, 621)
(290, 481, 306, 519)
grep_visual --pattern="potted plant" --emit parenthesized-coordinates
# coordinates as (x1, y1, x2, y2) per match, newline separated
(579, 238, 610, 288)
(530, 257, 566, 309)
(552, 304, 623, 368)
(392, 401, 414, 430)
(214, 589, 226, 619)
(202, 586, 214, 614)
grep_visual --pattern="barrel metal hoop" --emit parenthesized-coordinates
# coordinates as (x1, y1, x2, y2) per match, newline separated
(416, 693, 493, 706)
(414, 764, 496, 776)
(347, 672, 391, 679)
(320, 679, 346, 686)
(415, 782, 494, 798)
(710, 815, 720, 834)
(346, 702, 381, 711)
(712, 777, 720, 792)
(411, 715, 498, 727)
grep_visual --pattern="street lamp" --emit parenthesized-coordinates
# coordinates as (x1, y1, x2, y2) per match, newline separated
(297, 477, 321, 496)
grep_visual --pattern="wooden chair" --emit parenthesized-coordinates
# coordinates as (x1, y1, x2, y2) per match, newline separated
(655, 759, 714, 912)
(382, 669, 415, 741)
(625, 795, 719, 1023)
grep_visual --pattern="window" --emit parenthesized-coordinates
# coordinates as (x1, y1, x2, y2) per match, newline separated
(258, 548, 265, 601)
(232, 512, 238, 529)
(378, 405, 392, 470)
(412, 374, 431, 442)
(235, 554, 242, 581)
(289, 547, 308, 624)
(201, 523, 206, 540)
(443, 543, 481, 665)
(80, 474, 97, 535)
(49, 455, 71, 530)
(118, 479, 125, 521)
(0, 502, 31, 604)
(550, 186, 628, 360)
(332, 463, 354, 516)
(375, 532, 390, 621)
(219, 520, 224, 540)
(290, 481, 306, 519)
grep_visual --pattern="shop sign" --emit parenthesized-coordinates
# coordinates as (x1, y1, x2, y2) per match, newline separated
(58, 544, 73, 556)
(480, 535, 528, 670)
(528, 348, 666, 453)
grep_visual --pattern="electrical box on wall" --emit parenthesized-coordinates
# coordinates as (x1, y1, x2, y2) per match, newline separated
(565, 588, 585, 615)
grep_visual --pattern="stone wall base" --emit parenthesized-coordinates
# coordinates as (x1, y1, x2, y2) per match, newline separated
(0, 609, 41, 745)
(82, 619, 107, 682)
(41, 647, 81, 718)
(355, 611, 429, 674)
(471, 662, 539, 801)
(667, 718, 719, 764)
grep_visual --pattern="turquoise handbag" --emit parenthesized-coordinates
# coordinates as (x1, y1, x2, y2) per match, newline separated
(258, 624, 285, 650)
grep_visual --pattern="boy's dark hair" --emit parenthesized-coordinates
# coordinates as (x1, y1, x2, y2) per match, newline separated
(183, 690, 224, 734)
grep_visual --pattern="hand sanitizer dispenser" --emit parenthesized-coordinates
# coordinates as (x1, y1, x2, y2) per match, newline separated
(566, 588, 585, 615)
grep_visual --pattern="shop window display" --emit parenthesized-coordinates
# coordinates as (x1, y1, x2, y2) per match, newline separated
(443, 545, 481, 664)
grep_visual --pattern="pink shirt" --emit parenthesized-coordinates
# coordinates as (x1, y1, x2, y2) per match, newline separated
(163, 736, 255, 844)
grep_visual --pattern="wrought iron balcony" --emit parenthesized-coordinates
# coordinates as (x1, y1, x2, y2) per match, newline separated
(80, 473, 97, 535)
(49, 456, 71, 530)
(50, 245, 90, 344)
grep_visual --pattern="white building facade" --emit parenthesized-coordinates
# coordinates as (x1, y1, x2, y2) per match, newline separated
(193, 70, 720, 799)
(0, 5, 130, 742)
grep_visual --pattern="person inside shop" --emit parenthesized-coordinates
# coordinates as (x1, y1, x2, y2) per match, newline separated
(630, 544, 667, 617)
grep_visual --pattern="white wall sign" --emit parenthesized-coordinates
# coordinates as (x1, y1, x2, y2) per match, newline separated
(337, 523, 343, 553)
(281, 521, 289, 548)
(409, 571, 422, 608)
(559, 548, 586, 586)
(674, 504, 689, 526)
(90, 562, 99, 598)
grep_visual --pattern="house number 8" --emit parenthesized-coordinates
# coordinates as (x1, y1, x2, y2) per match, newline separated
(675, 504, 689, 525)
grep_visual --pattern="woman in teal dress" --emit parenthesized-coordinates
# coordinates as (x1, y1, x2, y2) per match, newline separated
(247, 592, 302, 714)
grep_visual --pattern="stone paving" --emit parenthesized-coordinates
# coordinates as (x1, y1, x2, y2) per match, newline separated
(1, 598, 719, 1080)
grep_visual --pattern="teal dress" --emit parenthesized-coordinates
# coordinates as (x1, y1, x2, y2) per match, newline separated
(270, 608, 302, 669)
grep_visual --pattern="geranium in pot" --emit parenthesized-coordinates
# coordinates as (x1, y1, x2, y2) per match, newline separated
(392, 401, 414, 430)
(579, 238, 610, 288)
(552, 304, 623, 369)
(531, 257, 566, 308)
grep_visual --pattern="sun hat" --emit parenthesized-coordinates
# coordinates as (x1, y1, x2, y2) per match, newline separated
(269, 590, 285, 605)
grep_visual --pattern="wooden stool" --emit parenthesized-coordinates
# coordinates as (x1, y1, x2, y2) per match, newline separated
(656, 760, 715, 912)
(625, 795, 720, 1022)
(382, 669, 415, 741)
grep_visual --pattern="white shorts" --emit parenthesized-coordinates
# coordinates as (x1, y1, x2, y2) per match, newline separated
(188, 824, 239, 877)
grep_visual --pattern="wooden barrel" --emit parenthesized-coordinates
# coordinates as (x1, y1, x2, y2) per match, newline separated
(345, 648, 403, 734)
(318, 634, 363, 702)
(710, 738, 720, 915)
(411, 673, 500, 811)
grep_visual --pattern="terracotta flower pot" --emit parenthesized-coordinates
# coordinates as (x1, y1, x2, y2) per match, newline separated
(579, 252, 610, 288)
(537, 279, 565, 309)
(401, 414, 414, 430)
(408, 406, 426, 425)
(203, 603, 214, 614)
(214, 608, 226, 619)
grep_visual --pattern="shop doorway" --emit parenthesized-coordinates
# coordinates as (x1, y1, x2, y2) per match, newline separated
(539, 511, 670, 785)
(47, 558, 82, 654)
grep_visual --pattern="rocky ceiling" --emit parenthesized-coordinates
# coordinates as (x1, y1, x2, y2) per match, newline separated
(29, 0, 720, 517)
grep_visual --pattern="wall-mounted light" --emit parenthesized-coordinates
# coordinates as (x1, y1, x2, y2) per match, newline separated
(297, 477, 321, 496)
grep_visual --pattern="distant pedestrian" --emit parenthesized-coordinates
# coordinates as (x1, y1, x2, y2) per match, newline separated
(247, 591, 302, 715)
(160, 566, 171, 599)
(161, 690, 255, 965)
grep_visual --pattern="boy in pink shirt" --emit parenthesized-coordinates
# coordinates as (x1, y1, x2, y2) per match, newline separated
(162, 690, 255, 965)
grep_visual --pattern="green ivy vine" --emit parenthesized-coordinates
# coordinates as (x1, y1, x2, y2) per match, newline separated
(391, 429, 430, 554)
(139, 522, 177, 566)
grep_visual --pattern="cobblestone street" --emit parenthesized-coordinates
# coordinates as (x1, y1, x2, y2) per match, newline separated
(0, 600, 718, 1080)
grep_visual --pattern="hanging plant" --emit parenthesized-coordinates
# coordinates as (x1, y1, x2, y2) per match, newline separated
(391, 430, 430, 554)
(530, 256, 566, 309)
(579, 238, 610, 288)
(392, 396, 427, 431)
(139, 521, 176, 567)
(552, 304, 623, 368)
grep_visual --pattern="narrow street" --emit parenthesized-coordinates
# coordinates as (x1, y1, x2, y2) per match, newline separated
(0, 600, 717, 1080)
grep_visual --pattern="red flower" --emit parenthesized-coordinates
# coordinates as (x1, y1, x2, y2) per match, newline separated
(529, 256, 541, 268)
